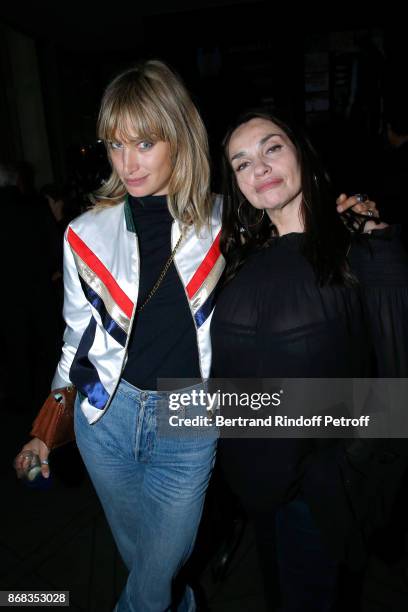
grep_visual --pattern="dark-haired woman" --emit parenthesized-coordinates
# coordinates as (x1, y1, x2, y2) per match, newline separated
(211, 112, 408, 611)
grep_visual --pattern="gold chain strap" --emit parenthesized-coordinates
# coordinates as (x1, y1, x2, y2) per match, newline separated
(136, 234, 183, 314)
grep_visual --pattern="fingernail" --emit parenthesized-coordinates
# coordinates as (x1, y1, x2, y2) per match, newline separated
(337, 206, 343, 212)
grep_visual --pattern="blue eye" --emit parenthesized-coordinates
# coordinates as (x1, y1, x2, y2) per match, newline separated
(139, 141, 154, 150)
(109, 141, 123, 150)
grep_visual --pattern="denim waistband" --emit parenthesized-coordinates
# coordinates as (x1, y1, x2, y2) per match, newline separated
(118, 378, 206, 401)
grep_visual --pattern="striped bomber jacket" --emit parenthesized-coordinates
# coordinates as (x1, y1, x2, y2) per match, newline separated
(51, 195, 224, 424)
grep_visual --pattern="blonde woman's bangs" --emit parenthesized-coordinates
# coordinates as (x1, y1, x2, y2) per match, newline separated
(98, 89, 175, 148)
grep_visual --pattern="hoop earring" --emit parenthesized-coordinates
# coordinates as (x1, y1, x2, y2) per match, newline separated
(237, 201, 265, 228)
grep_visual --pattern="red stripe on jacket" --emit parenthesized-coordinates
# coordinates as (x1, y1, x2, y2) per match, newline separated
(186, 230, 221, 299)
(67, 227, 134, 319)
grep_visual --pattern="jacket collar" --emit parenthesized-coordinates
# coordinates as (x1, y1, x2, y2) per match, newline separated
(124, 195, 136, 233)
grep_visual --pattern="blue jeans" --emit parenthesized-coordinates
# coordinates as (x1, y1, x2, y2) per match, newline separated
(74, 379, 218, 612)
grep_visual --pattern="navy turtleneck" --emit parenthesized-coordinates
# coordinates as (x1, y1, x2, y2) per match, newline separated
(122, 194, 201, 389)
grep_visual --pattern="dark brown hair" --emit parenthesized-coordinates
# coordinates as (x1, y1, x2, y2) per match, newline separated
(221, 109, 356, 287)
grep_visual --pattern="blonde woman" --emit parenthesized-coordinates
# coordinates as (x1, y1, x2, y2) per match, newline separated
(15, 61, 378, 611)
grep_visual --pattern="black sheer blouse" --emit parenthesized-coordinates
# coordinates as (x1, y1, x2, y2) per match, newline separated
(210, 228, 408, 514)
(211, 228, 408, 380)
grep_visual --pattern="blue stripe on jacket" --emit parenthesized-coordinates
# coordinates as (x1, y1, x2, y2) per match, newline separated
(79, 277, 127, 347)
(69, 317, 110, 409)
(194, 287, 218, 328)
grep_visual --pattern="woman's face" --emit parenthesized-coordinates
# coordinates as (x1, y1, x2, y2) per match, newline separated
(108, 130, 173, 197)
(228, 118, 302, 213)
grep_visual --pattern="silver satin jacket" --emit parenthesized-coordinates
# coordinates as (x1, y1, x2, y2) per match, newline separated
(51, 195, 224, 424)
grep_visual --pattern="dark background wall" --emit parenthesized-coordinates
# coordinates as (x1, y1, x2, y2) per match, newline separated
(0, 4, 406, 207)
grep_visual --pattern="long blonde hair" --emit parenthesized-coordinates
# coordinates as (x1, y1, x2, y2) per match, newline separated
(91, 60, 212, 231)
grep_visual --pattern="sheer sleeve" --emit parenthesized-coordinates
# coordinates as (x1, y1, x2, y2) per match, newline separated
(349, 226, 408, 376)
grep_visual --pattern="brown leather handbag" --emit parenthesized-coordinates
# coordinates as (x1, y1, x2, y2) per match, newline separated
(30, 386, 76, 450)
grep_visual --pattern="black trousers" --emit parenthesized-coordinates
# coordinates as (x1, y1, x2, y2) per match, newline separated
(218, 438, 340, 612)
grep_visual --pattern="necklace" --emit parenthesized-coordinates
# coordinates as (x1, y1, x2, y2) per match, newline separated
(136, 234, 183, 314)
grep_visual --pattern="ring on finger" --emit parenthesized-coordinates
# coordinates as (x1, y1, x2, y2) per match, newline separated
(355, 193, 369, 203)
